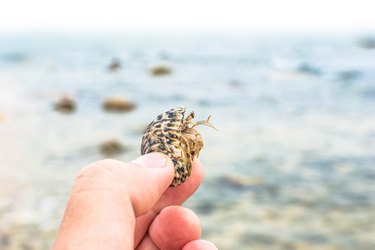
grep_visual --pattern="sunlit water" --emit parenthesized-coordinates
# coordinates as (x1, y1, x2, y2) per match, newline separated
(0, 33, 375, 249)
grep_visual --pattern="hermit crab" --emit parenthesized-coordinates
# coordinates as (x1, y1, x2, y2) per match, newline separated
(141, 107, 216, 186)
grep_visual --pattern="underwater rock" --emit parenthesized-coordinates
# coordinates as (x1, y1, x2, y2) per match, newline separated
(102, 97, 136, 113)
(150, 64, 172, 76)
(358, 37, 375, 49)
(228, 80, 242, 89)
(54, 95, 76, 113)
(0, 233, 9, 248)
(220, 174, 265, 189)
(99, 139, 124, 156)
(337, 70, 362, 81)
(1, 53, 26, 63)
(361, 88, 375, 99)
(108, 58, 121, 72)
(297, 63, 322, 76)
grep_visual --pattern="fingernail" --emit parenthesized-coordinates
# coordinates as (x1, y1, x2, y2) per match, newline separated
(132, 153, 173, 168)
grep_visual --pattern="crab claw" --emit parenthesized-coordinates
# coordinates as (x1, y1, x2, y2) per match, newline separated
(192, 115, 218, 131)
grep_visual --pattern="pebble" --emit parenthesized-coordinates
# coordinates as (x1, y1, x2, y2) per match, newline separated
(150, 64, 172, 76)
(108, 58, 121, 72)
(102, 97, 136, 113)
(220, 174, 264, 188)
(358, 37, 375, 49)
(99, 139, 125, 156)
(54, 95, 76, 113)
(297, 63, 322, 76)
(228, 80, 242, 89)
(0, 234, 9, 247)
(336, 70, 362, 81)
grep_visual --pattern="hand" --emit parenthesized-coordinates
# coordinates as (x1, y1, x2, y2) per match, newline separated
(53, 153, 217, 250)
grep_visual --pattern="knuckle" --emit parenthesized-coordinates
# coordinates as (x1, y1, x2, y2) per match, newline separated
(76, 159, 128, 181)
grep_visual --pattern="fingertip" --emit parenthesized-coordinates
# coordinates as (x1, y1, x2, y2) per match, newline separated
(149, 206, 201, 250)
(132, 153, 174, 170)
(129, 154, 175, 216)
(192, 157, 204, 182)
(182, 240, 218, 250)
(132, 153, 175, 190)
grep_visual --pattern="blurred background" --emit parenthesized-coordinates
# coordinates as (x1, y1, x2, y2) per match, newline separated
(0, 0, 375, 249)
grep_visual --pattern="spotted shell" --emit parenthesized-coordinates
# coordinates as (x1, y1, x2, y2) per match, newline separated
(141, 107, 213, 186)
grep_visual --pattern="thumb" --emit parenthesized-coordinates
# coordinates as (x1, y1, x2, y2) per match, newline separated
(129, 153, 174, 216)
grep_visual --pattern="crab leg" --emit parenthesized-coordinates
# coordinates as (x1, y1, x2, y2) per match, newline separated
(191, 115, 218, 131)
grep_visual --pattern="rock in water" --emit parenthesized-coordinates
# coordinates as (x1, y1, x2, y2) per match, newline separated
(54, 95, 76, 113)
(150, 64, 172, 76)
(108, 58, 121, 72)
(102, 97, 136, 113)
(99, 139, 124, 156)
(358, 37, 375, 49)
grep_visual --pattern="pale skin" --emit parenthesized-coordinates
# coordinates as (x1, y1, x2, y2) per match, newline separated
(53, 153, 217, 250)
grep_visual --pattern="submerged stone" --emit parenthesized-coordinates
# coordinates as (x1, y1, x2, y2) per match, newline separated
(358, 37, 375, 49)
(102, 97, 136, 113)
(99, 139, 124, 156)
(220, 174, 265, 189)
(54, 95, 76, 113)
(150, 64, 172, 76)
(108, 58, 121, 72)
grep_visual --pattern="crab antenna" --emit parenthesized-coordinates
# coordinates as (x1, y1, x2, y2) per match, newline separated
(192, 115, 219, 131)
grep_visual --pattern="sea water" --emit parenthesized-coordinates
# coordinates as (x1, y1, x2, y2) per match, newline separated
(0, 32, 374, 249)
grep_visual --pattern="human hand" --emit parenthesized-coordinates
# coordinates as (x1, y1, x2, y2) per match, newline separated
(53, 153, 217, 250)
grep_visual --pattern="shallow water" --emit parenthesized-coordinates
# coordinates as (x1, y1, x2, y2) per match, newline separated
(0, 32, 375, 249)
